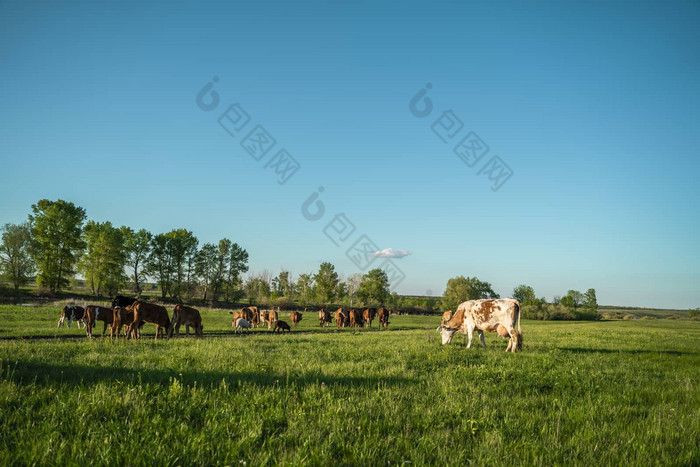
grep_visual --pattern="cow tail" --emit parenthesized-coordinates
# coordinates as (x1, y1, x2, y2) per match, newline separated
(516, 302, 523, 351)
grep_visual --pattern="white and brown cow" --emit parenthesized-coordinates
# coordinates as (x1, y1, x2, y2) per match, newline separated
(57, 305, 85, 329)
(437, 299, 523, 353)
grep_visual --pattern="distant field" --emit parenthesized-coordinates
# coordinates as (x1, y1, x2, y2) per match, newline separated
(0, 305, 698, 465)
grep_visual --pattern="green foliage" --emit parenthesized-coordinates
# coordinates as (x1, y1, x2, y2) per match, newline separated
(121, 227, 152, 294)
(584, 288, 598, 313)
(0, 306, 698, 465)
(512, 284, 536, 305)
(357, 268, 390, 306)
(28, 199, 87, 293)
(314, 262, 339, 305)
(442, 276, 499, 311)
(78, 221, 128, 297)
(295, 273, 314, 306)
(0, 222, 34, 293)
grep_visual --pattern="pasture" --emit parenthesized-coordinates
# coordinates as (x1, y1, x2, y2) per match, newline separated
(0, 305, 698, 465)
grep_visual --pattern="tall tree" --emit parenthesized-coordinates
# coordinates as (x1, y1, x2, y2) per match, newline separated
(314, 262, 339, 305)
(78, 221, 127, 297)
(295, 273, 315, 306)
(272, 270, 292, 297)
(0, 222, 34, 295)
(121, 227, 151, 295)
(145, 233, 176, 299)
(165, 229, 198, 301)
(566, 290, 584, 308)
(357, 268, 391, 306)
(28, 199, 86, 293)
(442, 275, 499, 311)
(346, 273, 362, 307)
(224, 242, 248, 302)
(194, 243, 218, 301)
(584, 288, 598, 313)
(512, 284, 536, 305)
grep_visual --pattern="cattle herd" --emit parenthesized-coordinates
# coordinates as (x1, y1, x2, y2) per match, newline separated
(57, 296, 524, 353)
(56, 296, 395, 341)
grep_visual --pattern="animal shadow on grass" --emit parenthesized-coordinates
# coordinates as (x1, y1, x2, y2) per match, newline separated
(558, 347, 695, 357)
(3, 360, 415, 389)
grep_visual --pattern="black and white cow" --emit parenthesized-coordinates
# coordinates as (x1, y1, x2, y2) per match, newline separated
(57, 305, 86, 329)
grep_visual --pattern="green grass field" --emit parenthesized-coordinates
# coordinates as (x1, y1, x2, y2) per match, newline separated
(0, 305, 698, 465)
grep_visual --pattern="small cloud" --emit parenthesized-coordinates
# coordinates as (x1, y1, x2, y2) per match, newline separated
(373, 248, 412, 258)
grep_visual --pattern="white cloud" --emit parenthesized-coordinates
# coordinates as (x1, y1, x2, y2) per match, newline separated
(373, 248, 412, 258)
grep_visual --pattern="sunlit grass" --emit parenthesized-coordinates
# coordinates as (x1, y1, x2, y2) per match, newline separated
(0, 306, 698, 465)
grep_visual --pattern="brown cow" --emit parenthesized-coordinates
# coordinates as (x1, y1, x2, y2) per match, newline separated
(126, 301, 170, 340)
(169, 304, 203, 338)
(84, 305, 114, 338)
(318, 308, 332, 327)
(111, 307, 134, 341)
(348, 308, 364, 328)
(273, 320, 291, 333)
(268, 308, 279, 329)
(290, 311, 303, 327)
(261, 309, 271, 328)
(363, 308, 376, 328)
(377, 307, 390, 328)
(335, 308, 348, 328)
(441, 310, 453, 326)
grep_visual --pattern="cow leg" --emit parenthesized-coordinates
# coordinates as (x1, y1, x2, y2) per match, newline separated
(57, 316, 64, 329)
(508, 328, 518, 353)
(67, 319, 72, 329)
(466, 326, 475, 348)
(174, 323, 181, 338)
(102, 321, 109, 336)
(477, 330, 487, 349)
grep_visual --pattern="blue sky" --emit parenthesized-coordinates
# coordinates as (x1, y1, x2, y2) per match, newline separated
(1, 0, 698, 308)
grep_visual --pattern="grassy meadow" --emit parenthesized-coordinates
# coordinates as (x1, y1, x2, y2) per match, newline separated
(0, 304, 698, 465)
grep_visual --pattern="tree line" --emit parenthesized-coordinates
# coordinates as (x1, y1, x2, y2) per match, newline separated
(0, 199, 394, 307)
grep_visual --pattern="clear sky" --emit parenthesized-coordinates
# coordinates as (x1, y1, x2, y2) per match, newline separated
(1, 0, 698, 308)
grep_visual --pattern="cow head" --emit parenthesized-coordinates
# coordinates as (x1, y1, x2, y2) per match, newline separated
(436, 325, 458, 345)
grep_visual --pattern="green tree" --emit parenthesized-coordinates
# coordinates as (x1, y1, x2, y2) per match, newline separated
(357, 268, 390, 306)
(314, 262, 339, 305)
(584, 288, 598, 313)
(223, 242, 248, 302)
(29, 199, 86, 293)
(145, 233, 176, 299)
(78, 221, 127, 297)
(512, 284, 536, 305)
(566, 290, 584, 308)
(244, 272, 271, 305)
(121, 227, 152, 295)
(441, 275, 499, 311)
(194, 243, 219, 301)
(0, 222, 34, 295)
(165, 229, 198, 301)
(296, 273, 315, 306)
(345, 273, 362, 307)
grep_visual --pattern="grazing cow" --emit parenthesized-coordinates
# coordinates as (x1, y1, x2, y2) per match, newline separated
(84, 305, 114, 338)
(112, 295, 137, 309)
(377, 307, 390, 328)
(268, 308, 279, 329)
(111, 307, 134, 340)
(318, 308, 332, 327)
(335, 308, 348, 328)
(169, 304, 203, 338)
(290, 311, 303, 327)
(348, 308, 364, 328)
(363, 308, 376, 328)
(234, 318, 252, 333)
(441, 310, 453, 326)
(57, 305, 85, 329)
(436, 299, 522, 353)
(273, 320, 291, 333)
(126, 301, 170, 341)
